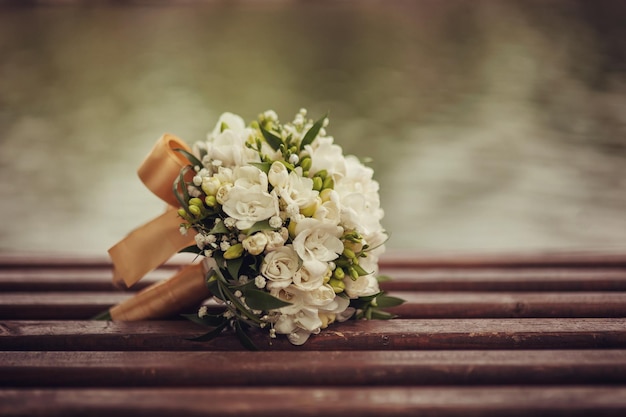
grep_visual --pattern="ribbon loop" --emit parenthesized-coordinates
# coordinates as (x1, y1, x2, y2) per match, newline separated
(138, 133, 194, 207)
(108, 133, 196, 288)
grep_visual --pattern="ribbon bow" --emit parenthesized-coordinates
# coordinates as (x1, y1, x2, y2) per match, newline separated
(106, 134, 210, 320)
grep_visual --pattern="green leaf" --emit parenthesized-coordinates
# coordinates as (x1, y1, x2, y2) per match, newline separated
(226, 256, 244, 281)
(352, 263, 371, 277)
(187, 321, 228, 342)
(245, 219, 278, 235)
(182, 313, 226, 327)
(173, 148, 203, 169)
(259, 125, 283, 151)
(249, 162, 272, 174)
(300, 114, 327, 149)
(374, 294, 405, 308)
(243, 288, 292, 311)
(376, 274, 393, 283)
(206, 275, 222, 299)
(172, 167, 191, 212)
(369, 309, 397, 320)
(234, 320, 259, 351)
(92, 310, 111, 320)
(209, 220, 229, 235)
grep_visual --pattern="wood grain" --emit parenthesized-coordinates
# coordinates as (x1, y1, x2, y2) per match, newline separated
(2, 387, 626, 417)
(2, 318, 625, 351)
(2, 350, 626, 387)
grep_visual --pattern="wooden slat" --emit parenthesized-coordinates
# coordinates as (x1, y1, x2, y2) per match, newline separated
(2, 350, 626, 387)
(0, 270, 164, 292)
(381, 268, 626, 291)
(3, 292, 626, 320)
(2, 318, 625, 351)
(2, 387, 626, 417)
(381, 250, 626, 269)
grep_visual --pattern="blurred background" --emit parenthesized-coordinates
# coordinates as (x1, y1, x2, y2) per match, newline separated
(0, 0, 625, 256)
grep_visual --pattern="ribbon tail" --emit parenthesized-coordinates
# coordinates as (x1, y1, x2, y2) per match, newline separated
(110, 263, 210, 321)
(108, 208, 195, 288)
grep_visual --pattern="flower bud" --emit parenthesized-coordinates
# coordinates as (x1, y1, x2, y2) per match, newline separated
(343, 248, 357, 260)
(315, 169, 328, 180)
(205, 195, 217, 207)
(177, 208, 188, 218)
(329, 278, 345, 293)
(348, 266, 360, 280)
(322, 176, 334, 190)
(333, 267, 345, 280)
(312, 177, 323, 191)
(188, 205, 202, 217)
(189, 197, 203, 207)
(223, 243, 244, 259)
(300, 157, 312, 172)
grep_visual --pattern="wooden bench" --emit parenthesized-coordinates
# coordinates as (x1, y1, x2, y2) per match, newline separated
(1, 252, 626, 416)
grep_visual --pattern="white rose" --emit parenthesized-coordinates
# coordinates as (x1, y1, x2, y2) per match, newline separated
(305, 283, 337, 307)
(292, 218, 343, 264)
(222, 184, 278, 230)
(270, 284, 306, 315)
(233, 166, 269, 192)
(313, 198, 341, 226)
(260, 245, 300, 289)
(262, 229, 287, 252)
(242, 232, 268, 256)
(304, 136, 347, 178)
(292, 261, 326, 291)
(268, 161, 289, 188)
(206, 113, 259, 168)
(276, 169, 319, 214)
(344, 274, 380, 298)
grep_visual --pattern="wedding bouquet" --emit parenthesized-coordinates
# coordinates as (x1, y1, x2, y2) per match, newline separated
(105, 109, 402, 349)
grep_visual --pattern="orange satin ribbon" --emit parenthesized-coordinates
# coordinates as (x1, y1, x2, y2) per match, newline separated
(108, 133, 197, 288)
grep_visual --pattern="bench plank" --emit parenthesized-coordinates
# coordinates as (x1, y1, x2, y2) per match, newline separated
(2, 318, 625, 351)
(2, 350, 626, 387)
(2, 387, 626, 417)
(3, 292, 626, 320)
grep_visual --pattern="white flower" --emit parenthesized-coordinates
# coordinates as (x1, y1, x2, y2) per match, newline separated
(268, 161, 289, 188)
(233, 165, 269, 192)
(292, 261, 326, 291)
(242, 232, 268, 255)
(344, 273, 380, 298)
(222, 184, 278, 230)
(304, 136, 347, 178)
(292, 218, 343, 264)
(304, 283, 337, 307)
(262, 229, 287, 252)
(269, 215, 283, 229)
(260, 245, 300, 289)
(201, 177, 221, 196)
(206, 113, 259, 168)
(276, 169, 319, 214)
(254, 275, 266, 289)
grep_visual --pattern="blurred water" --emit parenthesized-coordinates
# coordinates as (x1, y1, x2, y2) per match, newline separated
(0, 1, 625, 255)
